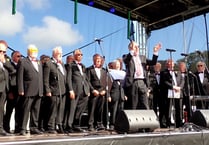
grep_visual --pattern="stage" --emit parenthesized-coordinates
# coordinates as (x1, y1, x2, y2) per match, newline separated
(0, 127, 209, 145)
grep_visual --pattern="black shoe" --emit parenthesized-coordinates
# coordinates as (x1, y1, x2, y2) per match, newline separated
(30, 129, 43, 135)
(88, 125, 95, 131)
(39, 128, 45, 132)
(19, 130, 27, 136)
(14, 128, 21, 134)
(0, 129, 11, 136)
(47, 129, 57, 134)
(65, 126, 74, 133)
(73, 127, 86, 133)
(109, 125, 114, 131)
(97, 124, 105, 130)
(57, 125, 64, 134)
(5, 129, 12, 134)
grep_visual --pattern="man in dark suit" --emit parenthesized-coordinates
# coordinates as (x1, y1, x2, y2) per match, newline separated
(123, 41, 161, 109)
(149, 62, 162, 116)
(3, 51, 22, 134)
(108, 59, 127, 130)
(17, 44, 43, 135)
(0, 40, 14, 136)
(43, 46, 66, 134)
(65, 49, 90, 133)
(194, 61, 209, 109)
(86, 54, 109, 131)
(160, 59, 184, 128)
(178, 62, 194, 122)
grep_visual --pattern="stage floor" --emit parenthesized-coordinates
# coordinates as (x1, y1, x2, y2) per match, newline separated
(0, 127, 209, 145)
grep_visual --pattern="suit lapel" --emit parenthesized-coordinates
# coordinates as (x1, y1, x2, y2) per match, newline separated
(26, 57, 38, 72)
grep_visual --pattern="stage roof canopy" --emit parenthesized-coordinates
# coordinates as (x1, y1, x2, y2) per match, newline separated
(73, 0, 209, 31)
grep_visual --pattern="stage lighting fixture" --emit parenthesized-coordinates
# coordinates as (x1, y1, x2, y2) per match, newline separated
(109, 7, 115, 13)
(88, 1, 94, 6)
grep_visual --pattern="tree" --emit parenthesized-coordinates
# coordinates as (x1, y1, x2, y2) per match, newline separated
(176, 51, 208, 72)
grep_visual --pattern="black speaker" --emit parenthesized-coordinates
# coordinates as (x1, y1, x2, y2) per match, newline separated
(190, 109, 209, 127)
(114, 110, 159, 133)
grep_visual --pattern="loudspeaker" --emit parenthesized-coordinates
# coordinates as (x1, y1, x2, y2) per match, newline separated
(114, 110, 159, 133)
(190, 109, 209, 127)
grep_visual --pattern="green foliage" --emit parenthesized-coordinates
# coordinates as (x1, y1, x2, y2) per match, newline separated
(176, 51, 209, 72)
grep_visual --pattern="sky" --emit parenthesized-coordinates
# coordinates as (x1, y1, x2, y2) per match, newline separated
(0, 0, 208, 67)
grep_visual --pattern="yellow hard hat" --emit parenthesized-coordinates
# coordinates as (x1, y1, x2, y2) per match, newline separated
(27, 44, 38, 54)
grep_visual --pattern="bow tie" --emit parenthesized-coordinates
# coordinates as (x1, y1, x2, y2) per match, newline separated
(198, 72, 204, 74)
(57, 61, 62, 64)
(155, 73, 160, 75)
(181, 72, 186, 74)
(77, 62, 82, 65)
(31, 59, 38, 62)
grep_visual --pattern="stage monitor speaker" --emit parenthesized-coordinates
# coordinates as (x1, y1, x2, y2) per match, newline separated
(190, 109, 209, 127)
(114, 110, 159, 133)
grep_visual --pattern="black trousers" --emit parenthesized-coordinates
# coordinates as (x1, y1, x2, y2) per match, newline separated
(20, 96, 41, 131)
(88, 95, 105, 127)
(45, 95, 66, 130)
(65, 92, 88, 128)
(109, 100, 124, 126)
(3, 91, 22, 132)
(0, 91, 6, 130)
(183, 95, 192, 121)
(131, 79, 149, 109)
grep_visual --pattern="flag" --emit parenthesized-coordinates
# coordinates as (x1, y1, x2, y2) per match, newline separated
(129, 21, 135, 41)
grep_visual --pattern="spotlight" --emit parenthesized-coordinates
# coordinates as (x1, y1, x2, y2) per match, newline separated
(88, 1, 94, 6)
(109, 7, 115, 13)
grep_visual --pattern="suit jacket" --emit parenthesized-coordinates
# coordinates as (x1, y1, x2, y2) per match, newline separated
(194, 70, 209, 96)
(8, 61, 18, 88)
(109, 80, 125, 102)
(180, 72, 195, 97)
(149, 72, 161, 97)
(86, 65, 108, 93)
(43, 58, 66, 96)
(0, 59, 16, 92)
(66, 61, 90, 97)
(17, 57, 43, 97)
(0, 66, 9, 93)
(123, 54, 158, 88)
(160, 69, 184, 99)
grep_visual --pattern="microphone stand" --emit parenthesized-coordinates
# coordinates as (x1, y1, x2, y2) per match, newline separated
(181, 53, 192, 123)
(166, 49, 176, 129)
(95, 39, 110, 129)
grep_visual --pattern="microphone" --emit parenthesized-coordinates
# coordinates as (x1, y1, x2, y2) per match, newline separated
(196, 50, 202, 55)
(166, 48, 176, 52)
(181, 53, 188, 57)
(94, 38, 103, 42)
(189, 71, 196, 78)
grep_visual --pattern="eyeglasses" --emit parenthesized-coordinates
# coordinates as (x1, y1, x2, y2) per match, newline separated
(76, 54, 83, 56)
(198, 65, 203, 67)
(16, 55, 21, 58)
(0, 50, 6, 54)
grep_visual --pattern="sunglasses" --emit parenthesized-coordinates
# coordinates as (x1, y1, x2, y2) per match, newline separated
(16, 55, 21, 58)
(77, 54, 83, 56)
(0, 50, 6, 54)
(198, 65, 203, 67)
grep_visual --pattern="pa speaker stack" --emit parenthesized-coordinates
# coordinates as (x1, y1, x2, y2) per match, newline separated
(114, 110, 159, 133)
(190, 109, 209, 127)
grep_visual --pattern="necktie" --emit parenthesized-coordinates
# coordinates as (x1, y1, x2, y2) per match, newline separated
(133, 56, 142, 77)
